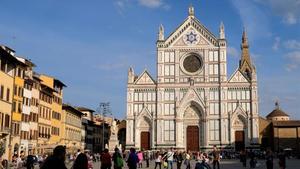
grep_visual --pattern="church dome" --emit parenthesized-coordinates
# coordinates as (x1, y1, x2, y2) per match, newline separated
(266, 102, 290, 121)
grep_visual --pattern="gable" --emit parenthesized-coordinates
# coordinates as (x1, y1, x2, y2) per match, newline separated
(228, 69, 249, 83)
(163, 17, 219, 48)
(135, 70, 156, 85)
(171, 27, 213, 47)
(178, 88, 205, 108)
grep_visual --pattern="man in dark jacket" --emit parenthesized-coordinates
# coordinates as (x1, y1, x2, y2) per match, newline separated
(127, 148, 139, 169)
(40, 145, 67, 169)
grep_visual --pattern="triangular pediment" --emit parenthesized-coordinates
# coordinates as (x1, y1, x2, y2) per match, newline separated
(228, 69, 250, 83)
(134, 70, 156, 85)
(178, 88, 205, 109)
(172, 27, 213, 47)
(163, 17, 219, 48)
(137, 106, 152, 119)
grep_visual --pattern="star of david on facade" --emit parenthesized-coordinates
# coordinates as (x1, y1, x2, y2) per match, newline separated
(186, 31, 198, 43)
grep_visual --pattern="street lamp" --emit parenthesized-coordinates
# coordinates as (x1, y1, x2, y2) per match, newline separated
(98, 102, 112, 151)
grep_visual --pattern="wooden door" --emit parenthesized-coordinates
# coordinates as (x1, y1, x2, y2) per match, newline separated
(141, 132, 150, 150)
(235, 131, 245, 151)
(186, 126, 199, 152)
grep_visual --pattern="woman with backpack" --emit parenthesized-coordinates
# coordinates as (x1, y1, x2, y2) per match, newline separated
(113, 148, 124, 169)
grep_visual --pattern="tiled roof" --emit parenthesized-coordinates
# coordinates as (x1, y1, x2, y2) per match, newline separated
(266, 108, 289, 118)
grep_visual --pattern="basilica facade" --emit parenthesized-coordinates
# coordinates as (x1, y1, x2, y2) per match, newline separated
(126, 6, 259, 151)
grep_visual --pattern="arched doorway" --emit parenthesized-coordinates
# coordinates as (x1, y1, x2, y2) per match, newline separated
(186, 126, 199, 151)
(118, 128, 126, 151)
(232, 114, 247, 151)
(140, 132, 150, 150)
(138, 116, 151, 150)
(183, 103, 203, 151)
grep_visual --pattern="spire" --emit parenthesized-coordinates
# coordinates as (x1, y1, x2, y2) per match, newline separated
(128, 67, 135, 83)
(188, 4, 194, 17)
(241, 28, 249, 49)
(275, 100, 280, 109)
(158, 24, 164, 41)
(239, 28, 253, 79)
(219, 21, 225, 39)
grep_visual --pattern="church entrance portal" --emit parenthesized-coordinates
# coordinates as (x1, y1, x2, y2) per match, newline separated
(186, 126, 199, 151)
(235, 130, 245, 151)
(140, 132, 150, 150)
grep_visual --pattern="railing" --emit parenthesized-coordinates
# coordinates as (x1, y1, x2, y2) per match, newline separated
(0, 127, 10, 134)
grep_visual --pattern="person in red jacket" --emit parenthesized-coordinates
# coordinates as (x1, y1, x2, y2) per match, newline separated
(101, 149, 112, 169)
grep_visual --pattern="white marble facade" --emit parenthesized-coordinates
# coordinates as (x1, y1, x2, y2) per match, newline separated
(126, 6, 259, 151)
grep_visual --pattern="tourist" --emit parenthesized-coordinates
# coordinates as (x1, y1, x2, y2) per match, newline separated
(278, 149, 286, 169)
(154, 151, 162, 169)
(184, 151, 191, 169)
(127, 148, 139, 169)
(100, 149, 112, 169)
(175, 151, 183, 169)
(1, 159, 9, 169)
(163, 148, 174, 169)
(212, 146, 220, 169)
(137, 151, 143, 168)
(265, 149, 273, 169)
(240, 149, 247, 168)
(72, 153, 88, 169)
(145, 150, 150, 168)
(249, 150, 256, 168)
(195, 153, 211, 169)
(113, 148, 124, 169)
(40, 145, 67, 169)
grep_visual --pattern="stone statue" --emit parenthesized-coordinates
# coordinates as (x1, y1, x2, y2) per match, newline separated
(111, 120, 117, 135)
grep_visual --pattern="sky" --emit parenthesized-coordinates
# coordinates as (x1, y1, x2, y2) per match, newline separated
(0, 0, 299, 119)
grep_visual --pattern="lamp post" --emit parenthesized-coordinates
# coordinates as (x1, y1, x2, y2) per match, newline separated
(98, 102, 111, 151)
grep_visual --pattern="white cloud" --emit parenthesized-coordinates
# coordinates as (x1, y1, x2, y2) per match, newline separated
(272, 37, 280, 51)
(227, 46, 239, 57)
(284, 40, 300, 50)
(285, 51, 300, 71)
(138, 0, 162, 8)
(256, 0, 300, 25)
(230, 0, 270, 40)
(114, 0, 130, 15)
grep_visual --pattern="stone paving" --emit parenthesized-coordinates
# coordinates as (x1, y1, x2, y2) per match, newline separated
(89, 159, 300, 169)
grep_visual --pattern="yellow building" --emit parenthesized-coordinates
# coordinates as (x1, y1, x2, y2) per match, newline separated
(37, 82, 53, 154)
(39, 75, 66, 151)
(62, 104, 83, 153)
(0, 46, 20, 159)
(10, 55, 27, 159)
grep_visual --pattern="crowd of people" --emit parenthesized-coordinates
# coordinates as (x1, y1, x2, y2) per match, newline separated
(0, 145, 290, 169)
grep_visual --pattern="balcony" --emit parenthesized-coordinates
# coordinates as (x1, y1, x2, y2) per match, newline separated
(0, 127, 10, 136)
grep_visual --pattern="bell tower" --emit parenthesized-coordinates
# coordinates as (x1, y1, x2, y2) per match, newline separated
(239, 30, 254, 80)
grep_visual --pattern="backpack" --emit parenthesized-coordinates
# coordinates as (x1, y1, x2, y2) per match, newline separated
(116, 155, 124, 167)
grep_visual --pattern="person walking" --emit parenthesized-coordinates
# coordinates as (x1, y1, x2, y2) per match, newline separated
(212, 146, 220, 169)
(127, 148, 139, 169)
(184, 151, 191, 169)
(40, 145, 67, 169)
(265, 149, 273, 169)
(72, 153, 88, 169)
(112, 148, 124, 169)
(175, 151, 183, 169)
(101, 149, 112, 169)
(249, 150, 256, 168)
(163, 148, 174, 169)
(278, 149, 286, 169)
(137, 151, 143, 168)
(154, 151, 162, 169)
(240, 149, 247, 168)
(145, 151, 150, 168)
